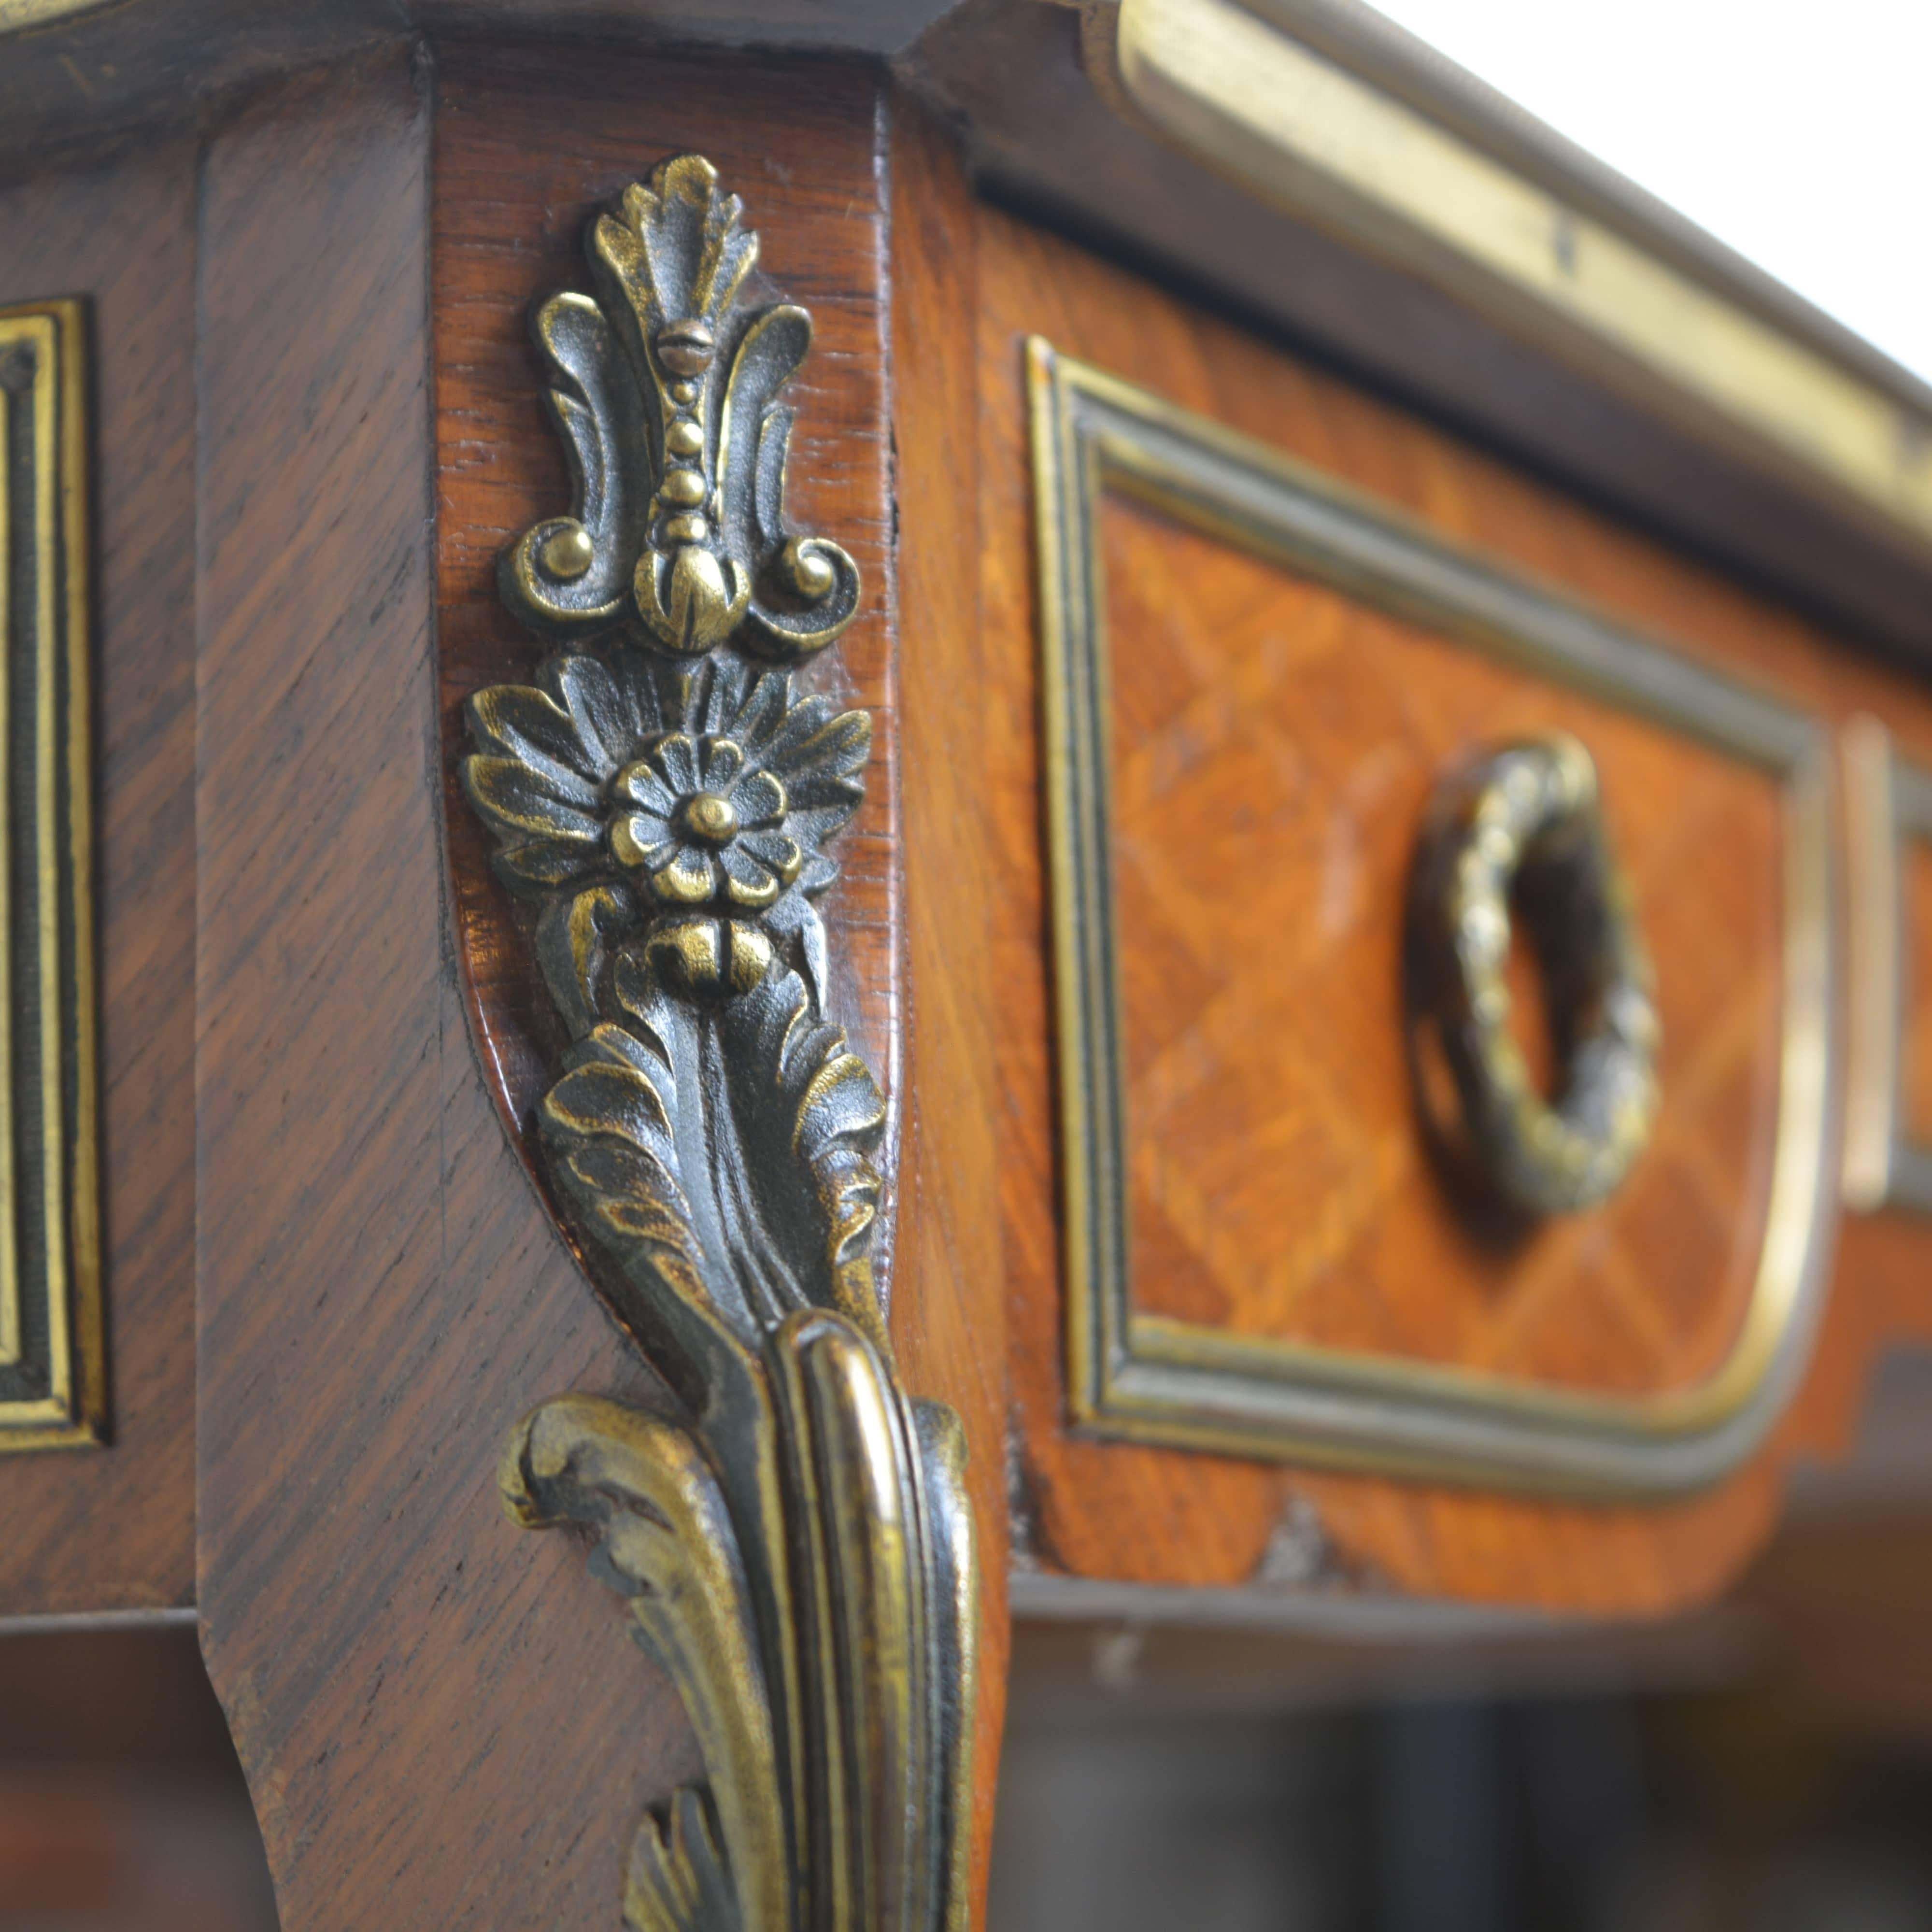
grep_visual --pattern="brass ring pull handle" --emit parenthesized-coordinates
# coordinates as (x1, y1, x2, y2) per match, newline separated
(1405, 733, 1661, 1217)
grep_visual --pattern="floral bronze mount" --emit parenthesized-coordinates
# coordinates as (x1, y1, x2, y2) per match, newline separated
(460, 156, 977, 1932)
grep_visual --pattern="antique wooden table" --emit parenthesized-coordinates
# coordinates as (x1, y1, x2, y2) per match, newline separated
(2, 3, 1931, 1926)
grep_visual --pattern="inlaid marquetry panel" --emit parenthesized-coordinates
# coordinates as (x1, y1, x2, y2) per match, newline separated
(0, 297, 101, 1452)
(1032, 342, 1836, 1495)
(1106, 499, 1781, 1395)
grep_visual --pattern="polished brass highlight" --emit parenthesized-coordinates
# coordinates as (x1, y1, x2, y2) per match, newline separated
(1406, 733, 1661, 1217)
(0, 299, 103, 1453)
(0, 0, 103, 29)
(1842, 716, 1932, 1214)
(1101, 0, 1932, 562)
(1030, 337, 1839, 1496)
(465, 160, 976, 1932)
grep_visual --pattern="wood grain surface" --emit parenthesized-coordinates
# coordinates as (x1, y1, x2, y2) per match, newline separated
(969, 200, 1932, 1614)
(889, 98, 1011, 1921)
(0, 141, 198, 1617)
(1104, 500, 1782, 1397)
(195, 47, 702, 1931)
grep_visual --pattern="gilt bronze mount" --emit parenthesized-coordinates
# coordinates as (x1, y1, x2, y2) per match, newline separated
(463, 158, 976, 1932)
(498, 160, 860, 662)
(1405, 732, 1661, 1219)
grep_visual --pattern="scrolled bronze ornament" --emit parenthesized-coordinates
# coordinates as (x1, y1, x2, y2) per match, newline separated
(466, 156, 976, 1932)
(1405, 732, 1661, 1218)
(501, 156, 861, 659)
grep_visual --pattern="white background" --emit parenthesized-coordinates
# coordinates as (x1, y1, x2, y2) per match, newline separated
(1363, 0, 1932, 388)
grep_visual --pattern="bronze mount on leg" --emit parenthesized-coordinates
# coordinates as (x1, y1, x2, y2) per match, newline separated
(461, 154, 978, 1932)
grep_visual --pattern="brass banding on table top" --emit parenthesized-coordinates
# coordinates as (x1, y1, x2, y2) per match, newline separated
(1106, 0, 1932, 564)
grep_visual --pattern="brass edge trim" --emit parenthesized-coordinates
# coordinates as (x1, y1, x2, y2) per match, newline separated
(1894, 754, 1932, 1209)
(0, 319, 14, 1372)
(1851, 729, 1932, 1215)
(59, 295, 103, 1443)
(0, 1606, 198, 1638)
(1030, 337, 1842, 1496)
(0, 298, 103, 1453)
(35, 304, 68, 1426)
(1028, 334, 1114, 1429)
(0, 0, 108, 30)
(1843, 717, 1899, 1210)
(1007, 1567, 1551, 1641)
(1107, 0, 1932, 564)
(1175, 0, 1932, 420)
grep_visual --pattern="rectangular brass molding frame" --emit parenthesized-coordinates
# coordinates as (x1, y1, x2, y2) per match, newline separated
(0, 298, 103, 1451)
(1104, 0, 1932, 567)
(1029, 338, 1840, 1498)
(1843, 719, 1932, 1215)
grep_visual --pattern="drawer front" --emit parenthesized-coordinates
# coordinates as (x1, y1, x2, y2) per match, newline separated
(974, 208, 1932, 1611)
(1032, 341, 1829, 1494)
